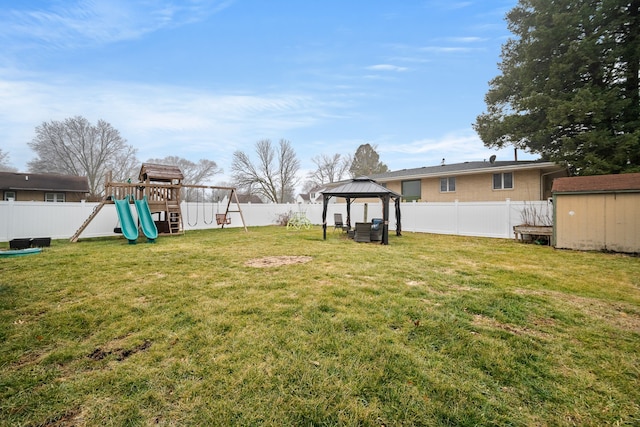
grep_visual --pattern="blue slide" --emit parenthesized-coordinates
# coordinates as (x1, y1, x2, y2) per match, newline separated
(114, 196, 139, 244)
(134, 196, 158, 243)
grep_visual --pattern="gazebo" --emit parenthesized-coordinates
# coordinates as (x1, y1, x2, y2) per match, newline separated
(321, 177, 402, 245)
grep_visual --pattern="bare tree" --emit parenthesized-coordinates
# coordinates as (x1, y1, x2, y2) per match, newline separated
(146, 155, 222, 201)
(231, 139, 300, 203)
(27, 116, 138, 197)
(307, 153, 351, 187)
(0, 149, 17, 172)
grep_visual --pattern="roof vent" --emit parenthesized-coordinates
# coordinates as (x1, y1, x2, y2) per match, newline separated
(441, 158, 445, 166)
(489, 155, 497, 164)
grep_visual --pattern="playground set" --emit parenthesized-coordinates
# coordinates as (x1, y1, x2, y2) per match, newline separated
(70, 163, 247, 243)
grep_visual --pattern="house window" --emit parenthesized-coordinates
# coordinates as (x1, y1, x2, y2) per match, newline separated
(493, 172, 513, 190)
(4, 191, 16, 201)
(440, 177, 456, 192)
(45, 192, 65, 202)
(401, 180, 421, 201)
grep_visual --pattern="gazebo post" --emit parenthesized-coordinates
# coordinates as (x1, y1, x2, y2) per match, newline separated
(395, 197, 402, 236)
(382, 194, 390, 245)
(322, 196, 329, 240)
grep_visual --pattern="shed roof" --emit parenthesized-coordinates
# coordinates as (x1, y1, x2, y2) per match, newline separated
(322, 177, 401, 198)
(0, 172, 89, 193)
(552, 173, 640, 193)
(138, 163, 184, 182)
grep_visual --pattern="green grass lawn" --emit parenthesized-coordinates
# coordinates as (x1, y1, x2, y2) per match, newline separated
(1, 227, 639, 426)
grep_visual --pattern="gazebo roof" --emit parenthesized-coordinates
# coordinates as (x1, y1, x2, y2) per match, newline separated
(322, 177, 401, 198)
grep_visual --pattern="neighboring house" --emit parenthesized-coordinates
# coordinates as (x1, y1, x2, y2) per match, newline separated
(296, 187, 326, 204)
(552, 173, 640, 253)
(236, 193, 264, 204)
(296, 193, 312, 204)
(0, 172, 89, 202)
(368, 159, 567, 202)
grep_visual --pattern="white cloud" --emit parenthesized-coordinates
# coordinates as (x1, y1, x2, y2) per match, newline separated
(0, 73, 338, 171)
(0, 0, 233, 49)
(366, 64, 409, 72)
(419, 46, 475, 54)
(377, 130, 538, 168)
(446, 36, 487, 43)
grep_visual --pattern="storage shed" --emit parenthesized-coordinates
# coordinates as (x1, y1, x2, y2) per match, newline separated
(552, 173, 640, 253)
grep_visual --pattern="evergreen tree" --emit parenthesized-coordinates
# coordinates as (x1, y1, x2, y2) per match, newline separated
(474, 0, 640, 174)
(349, 143, 389, 177)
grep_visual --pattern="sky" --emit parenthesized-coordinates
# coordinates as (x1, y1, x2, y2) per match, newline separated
(0, 0, 535, 185)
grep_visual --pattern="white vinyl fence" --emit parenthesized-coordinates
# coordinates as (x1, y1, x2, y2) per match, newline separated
(0, 200, 552, 242)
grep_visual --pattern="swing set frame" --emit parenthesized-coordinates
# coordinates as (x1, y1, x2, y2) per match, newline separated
(182, 184, 247, 231)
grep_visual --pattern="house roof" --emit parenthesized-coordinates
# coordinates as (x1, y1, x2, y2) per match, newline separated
(0, 172, 90, 193)
(235, 193, 263, 203)
(552, 173, 640, 193)
(369, 160, 564, 182)
(138, 163, 184, 182)
(322, 177, 401, 198)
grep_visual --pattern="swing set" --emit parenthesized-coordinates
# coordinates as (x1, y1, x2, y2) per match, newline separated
(183, 185, 247, 231)
(69, 164, 248, 242)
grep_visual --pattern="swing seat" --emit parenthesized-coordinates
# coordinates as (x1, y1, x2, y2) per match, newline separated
(216, 214, 231, 225)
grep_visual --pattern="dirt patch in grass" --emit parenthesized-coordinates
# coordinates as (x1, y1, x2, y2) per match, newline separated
(42, 406, 84, 426)
(472, 314, 553, 340)
(245, 256, 313, 268)
(515, 289, 640, 333)
(88, 339, 152, 361)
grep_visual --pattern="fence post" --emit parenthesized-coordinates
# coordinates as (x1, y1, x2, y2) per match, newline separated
(8, 199, 15, 240)
(506, 198, 511, 238)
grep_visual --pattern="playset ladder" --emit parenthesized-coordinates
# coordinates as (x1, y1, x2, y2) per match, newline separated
(165, 199, 183, 234)
(69, 201, 106, 242)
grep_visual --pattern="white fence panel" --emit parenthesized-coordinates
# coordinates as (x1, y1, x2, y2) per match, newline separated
(0, 201, 119, 241)
(458, 202, 511, 237)
(401, 202, 455, 234)
(0, 200, 553, 242)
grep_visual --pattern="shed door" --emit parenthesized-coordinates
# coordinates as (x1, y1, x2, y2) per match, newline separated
(555, 194, 606, 251)
(555, 193, 640, 253)
(604, 193, 640, 253)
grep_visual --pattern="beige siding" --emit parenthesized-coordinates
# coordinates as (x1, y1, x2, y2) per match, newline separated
(14, 190, 47, 201)
(9, 190, 85, 202)
(386, 169, 544, 202)
(555, 193, 640, 253)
